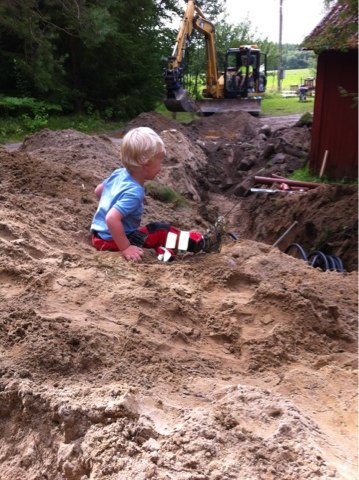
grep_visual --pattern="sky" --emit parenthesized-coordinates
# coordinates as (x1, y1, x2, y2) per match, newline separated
(224, 0, 328, 44)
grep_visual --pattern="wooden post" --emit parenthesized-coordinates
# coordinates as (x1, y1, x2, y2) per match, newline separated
(277, 0, 284, 92)
(272, 221, 298, 248)
(319, 150, 329, 178)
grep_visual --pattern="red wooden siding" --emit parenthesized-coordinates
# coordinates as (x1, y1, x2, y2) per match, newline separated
(309, 49, 358, 180)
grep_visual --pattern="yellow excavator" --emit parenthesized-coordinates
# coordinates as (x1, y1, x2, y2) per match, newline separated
(164, 0, 267, 114)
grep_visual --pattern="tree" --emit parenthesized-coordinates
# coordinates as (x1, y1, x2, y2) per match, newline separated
(0, 0, 181, 117)
(282, 46, 316, 69)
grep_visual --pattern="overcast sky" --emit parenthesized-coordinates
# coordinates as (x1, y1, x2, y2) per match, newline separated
(224, 0, 328, 44)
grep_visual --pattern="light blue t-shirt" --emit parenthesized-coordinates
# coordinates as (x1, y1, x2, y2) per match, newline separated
(91, 168, 144, 240)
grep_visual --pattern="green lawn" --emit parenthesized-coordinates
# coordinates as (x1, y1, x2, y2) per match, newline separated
(266, 68, 315, 91)
(262, 68, 315, 115)
(261, 93, 314, 116)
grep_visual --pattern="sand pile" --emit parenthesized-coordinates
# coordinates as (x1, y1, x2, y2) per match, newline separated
(0, 113, 357, 479)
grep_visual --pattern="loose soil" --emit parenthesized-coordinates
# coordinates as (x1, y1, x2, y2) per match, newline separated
(0, 111, 357, 480)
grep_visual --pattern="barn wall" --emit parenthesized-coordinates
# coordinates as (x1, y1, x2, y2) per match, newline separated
(309, 49, 358, 179)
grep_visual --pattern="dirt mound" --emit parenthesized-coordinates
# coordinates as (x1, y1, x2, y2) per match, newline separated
(236, 184, 358, 271)
(20, 128, 120, 183)
(158, 129, 208, 203)
(187, 111, 261, 142)
(119, 111, 189, 137)
(0, 118, 357, 479)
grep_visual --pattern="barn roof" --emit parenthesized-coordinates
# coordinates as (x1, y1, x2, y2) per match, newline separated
(301, 1, 358, 51)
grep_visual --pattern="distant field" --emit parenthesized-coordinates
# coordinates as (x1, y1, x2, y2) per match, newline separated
(263, 68, 315, 115)
(266, 68, 315, 91)
(261, 93, 314, 116)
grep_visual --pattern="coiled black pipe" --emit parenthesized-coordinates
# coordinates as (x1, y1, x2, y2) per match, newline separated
(308, 251, 331, 271)
(284, 244, 345, 272)
(330, 255, 344, 272)
(284, 243, 308, 261)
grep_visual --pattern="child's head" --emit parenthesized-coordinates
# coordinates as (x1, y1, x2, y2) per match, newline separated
(121, 127, 165, 170)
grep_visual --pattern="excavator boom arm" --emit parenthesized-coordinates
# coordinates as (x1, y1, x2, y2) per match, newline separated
(168, 0, 195, 70)
(192, 8, 218, 88)
(165, 0, 218, 100)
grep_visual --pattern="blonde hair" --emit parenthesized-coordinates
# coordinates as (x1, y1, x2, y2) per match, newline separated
(121, 127, 165, 168)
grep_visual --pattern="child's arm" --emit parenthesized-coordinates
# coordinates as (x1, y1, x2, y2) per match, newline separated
(106, 207, 144, 262)
(95, 183, 104, 199)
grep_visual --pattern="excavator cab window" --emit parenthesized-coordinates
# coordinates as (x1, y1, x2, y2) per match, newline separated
(223, 48, 267, 98)
(258, 52, 267, 92)
(226, 53, 237, 69)
(224, 50, 239, 94)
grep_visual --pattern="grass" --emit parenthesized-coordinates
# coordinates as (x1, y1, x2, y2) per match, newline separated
(0, 114, 125, 143)
(288, 166, 324, 183)
(157, 92, 314, 120)
(47, 115, 125, 133)
(261, 93, 314, 116)
(288, 165, 358, 185)
(146, 181, 188, 208)
(266, 68, 315, 91)
(261, 68, 315, 116)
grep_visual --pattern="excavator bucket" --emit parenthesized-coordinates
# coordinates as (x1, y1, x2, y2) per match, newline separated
(196, 97, 262, 114)
(165, 93, 262, 115)
(164, 88, 199, 113)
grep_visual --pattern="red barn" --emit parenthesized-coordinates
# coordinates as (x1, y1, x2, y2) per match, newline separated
(302, 1, 358, 180)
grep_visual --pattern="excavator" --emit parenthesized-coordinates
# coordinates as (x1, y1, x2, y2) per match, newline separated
(164, 0, 267, 114)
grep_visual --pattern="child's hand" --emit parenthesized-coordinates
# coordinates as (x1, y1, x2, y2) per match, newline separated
(121, 245, 144, 262)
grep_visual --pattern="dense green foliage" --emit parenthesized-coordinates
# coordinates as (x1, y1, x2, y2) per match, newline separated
(0, 110, 125, 142)
(0, 95, 62, 139)
(281, 45, 316, 70)
(0, 96, 62, 116)
(0, 0, 182, 118)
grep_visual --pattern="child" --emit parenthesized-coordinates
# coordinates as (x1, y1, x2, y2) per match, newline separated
(90, 126, 222, 262)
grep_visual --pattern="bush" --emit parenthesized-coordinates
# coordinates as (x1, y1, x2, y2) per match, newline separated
(0, 96, 62, 117)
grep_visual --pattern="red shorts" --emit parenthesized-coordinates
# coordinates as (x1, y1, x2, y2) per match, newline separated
(91, 222, 204, 257)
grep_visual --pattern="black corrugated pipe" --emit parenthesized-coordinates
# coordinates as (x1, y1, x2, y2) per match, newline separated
(284, 244, 345, 272)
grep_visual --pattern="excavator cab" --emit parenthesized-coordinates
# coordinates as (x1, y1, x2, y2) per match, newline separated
(163, 0, 267, 114)
(224, 46, 267, 99)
